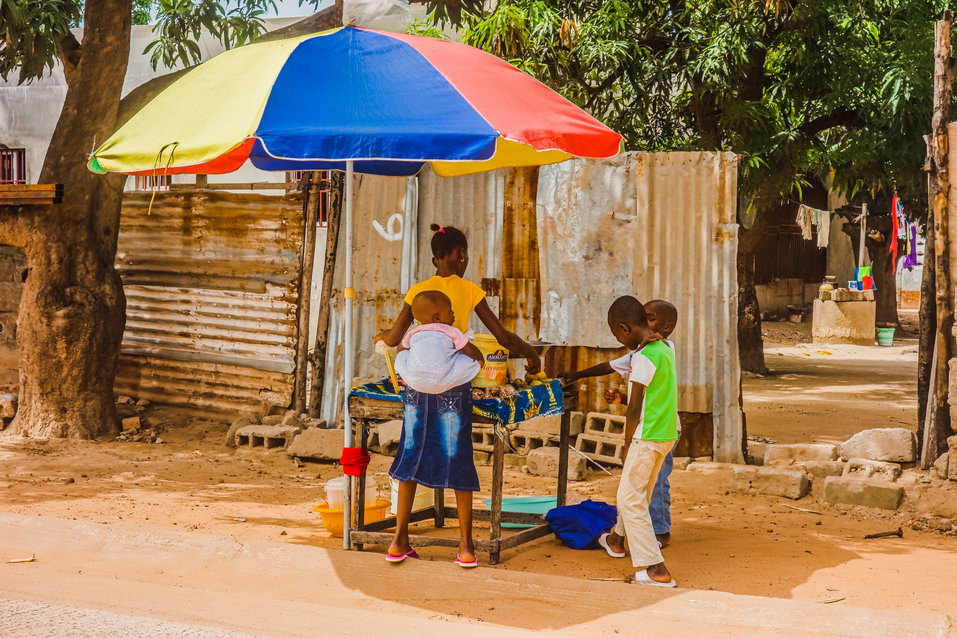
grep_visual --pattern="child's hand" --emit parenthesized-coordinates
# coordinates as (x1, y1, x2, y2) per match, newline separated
(639, 332, 663, 348)
(557, 370, 578, 384)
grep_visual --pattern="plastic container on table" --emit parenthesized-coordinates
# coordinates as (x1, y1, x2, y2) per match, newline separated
(324, 476, 377, 509)
(482, 496, 557, 529)
(471, 333, 509, 388)
(876, 327, 895, 347)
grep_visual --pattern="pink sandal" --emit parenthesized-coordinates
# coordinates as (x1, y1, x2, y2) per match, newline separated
(454, 555, 478, 568)
(385, 549, 419, 563)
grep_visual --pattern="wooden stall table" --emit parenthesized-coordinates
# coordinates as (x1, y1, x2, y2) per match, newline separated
(348, 386, 577, 564)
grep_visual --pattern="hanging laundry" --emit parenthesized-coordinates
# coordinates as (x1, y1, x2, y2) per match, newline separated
(902, 223, 919, 270)
(796, 204, 830, 247)
(889, 194, 900, 273)
(814, 208, 830, 248)
(796, 204, 814, 240)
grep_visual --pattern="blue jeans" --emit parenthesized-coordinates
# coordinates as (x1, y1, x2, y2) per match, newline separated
(649, 450, 673, 534)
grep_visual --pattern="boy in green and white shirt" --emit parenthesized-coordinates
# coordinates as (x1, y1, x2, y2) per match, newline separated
(599, 296, 679, 587)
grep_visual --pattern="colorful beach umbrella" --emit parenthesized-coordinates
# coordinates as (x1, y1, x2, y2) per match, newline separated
(90, 25, 622, 550)
(88, 26, 622, 178)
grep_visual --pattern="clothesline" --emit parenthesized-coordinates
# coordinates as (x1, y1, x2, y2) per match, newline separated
(795, 204, 831, 248)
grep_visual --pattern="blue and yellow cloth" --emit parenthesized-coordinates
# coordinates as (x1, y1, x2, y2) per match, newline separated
(351, 379, 564, 425)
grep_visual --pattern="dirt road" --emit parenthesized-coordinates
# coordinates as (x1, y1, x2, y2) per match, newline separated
(1, 513, 951, 638)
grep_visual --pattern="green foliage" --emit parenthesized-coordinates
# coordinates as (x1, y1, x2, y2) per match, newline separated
(432, 0, 953, 217)
(145, 0, 275, 70)
(1, 0, 278, 82)
(0, 0, 82, 83)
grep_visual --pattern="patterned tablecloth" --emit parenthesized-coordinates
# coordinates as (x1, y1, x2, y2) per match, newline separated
(350, 379, 564, 425)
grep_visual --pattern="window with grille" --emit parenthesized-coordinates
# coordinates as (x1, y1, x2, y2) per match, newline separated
(287, 171, 332, 228)
(0, 148, 26, 184)
(133, 174, 170, 191)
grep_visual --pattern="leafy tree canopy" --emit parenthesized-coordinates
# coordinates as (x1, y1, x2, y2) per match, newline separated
(421, 0, 951, 216)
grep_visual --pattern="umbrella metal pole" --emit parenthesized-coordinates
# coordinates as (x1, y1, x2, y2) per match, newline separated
(343, 160, 355, 550)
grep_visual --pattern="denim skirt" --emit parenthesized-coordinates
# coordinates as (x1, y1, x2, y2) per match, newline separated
(388, 383, 480, 492)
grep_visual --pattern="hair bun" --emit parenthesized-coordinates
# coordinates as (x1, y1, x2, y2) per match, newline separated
(430, 223, 441, 232)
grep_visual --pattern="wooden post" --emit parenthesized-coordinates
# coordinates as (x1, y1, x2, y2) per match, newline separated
(293, 173, 319, 414)
(927, 11, 954, 463)
(308, 172, 344, 418)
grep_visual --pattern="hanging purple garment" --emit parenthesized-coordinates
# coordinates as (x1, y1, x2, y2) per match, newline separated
(902, 224, 919, 270)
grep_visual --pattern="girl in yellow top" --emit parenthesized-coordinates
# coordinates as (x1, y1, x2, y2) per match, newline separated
(376, 224, 541, 568)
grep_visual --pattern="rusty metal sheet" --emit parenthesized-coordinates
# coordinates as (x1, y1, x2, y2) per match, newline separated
(537, 152, 743, 461)
(115, 190, 303, 415)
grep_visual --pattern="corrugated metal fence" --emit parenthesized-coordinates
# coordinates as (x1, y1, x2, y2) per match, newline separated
(115, 154, 742, 461)
(115, 190, 303, 414)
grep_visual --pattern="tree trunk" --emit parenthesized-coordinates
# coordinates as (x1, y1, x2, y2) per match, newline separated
(8, 1, 132, 438)
(929, 12, 955, 458)
(736, 223, 767, 374)
(918, 220, 936, 448)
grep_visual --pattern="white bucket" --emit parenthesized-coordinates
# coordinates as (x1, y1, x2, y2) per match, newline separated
(324, 476, 378, 509)
(389, 479, 434, 515)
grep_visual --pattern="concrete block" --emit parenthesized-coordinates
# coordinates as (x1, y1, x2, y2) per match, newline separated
(237, 425, 299, 449)
(764, 443, 838, 465)
(570, 412, 585, 437)
(285, 427, 342, 460)
(574, 432, 623, 466)
(503, 453, 526, 468)
(526, 447, 588, 481)
(583, 412, 626, 439)
(375, 420, 403, 452)
(840, 428, 916, 462)
(948, 446, 957, 482)
(844, 458, 902, 482)
(280, 411, 303, 428)
(225, 416, 256, 447)
(473, 451, 492, 466)
(933, 453, 949, 480)
(823, 476, 904, 510)
(0, 393, 17, 419)
(510, 431, 559, 455)
(516, 414, 560, 435)
(471, 426, 496, 453)
(673, 457, 692, 471)
(795, 460, 845, 478)
(731, 466, 810, 500)
(685, 462, 737, 476)
(747, 440, 768, 465)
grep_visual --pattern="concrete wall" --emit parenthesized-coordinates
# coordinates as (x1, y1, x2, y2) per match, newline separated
(756, 278, 820, 315)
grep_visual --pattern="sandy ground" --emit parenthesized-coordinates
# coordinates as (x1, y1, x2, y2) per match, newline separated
(1, 309, 954, 620)
(745, 311, 919, 444)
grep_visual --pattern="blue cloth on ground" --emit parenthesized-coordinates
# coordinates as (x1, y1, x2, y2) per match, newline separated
(544, 500, 618, 550)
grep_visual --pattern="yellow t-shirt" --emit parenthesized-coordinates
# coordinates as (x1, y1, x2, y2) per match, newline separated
(404, 275, 486, 333)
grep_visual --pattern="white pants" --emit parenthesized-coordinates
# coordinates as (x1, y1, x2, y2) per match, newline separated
(614, 439, 675, 568)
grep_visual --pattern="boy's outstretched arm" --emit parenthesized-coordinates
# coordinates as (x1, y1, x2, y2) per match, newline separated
(559, 361, 614, 382)
(622, 381, 645, 460)
(460, 342, 485, 365)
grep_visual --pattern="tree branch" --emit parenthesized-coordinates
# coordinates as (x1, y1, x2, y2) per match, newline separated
(800, 107, 864, 137)
(58, 32, 82, 85)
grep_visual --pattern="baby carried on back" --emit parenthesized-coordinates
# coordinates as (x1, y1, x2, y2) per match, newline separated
(393, 290, 485, 394)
